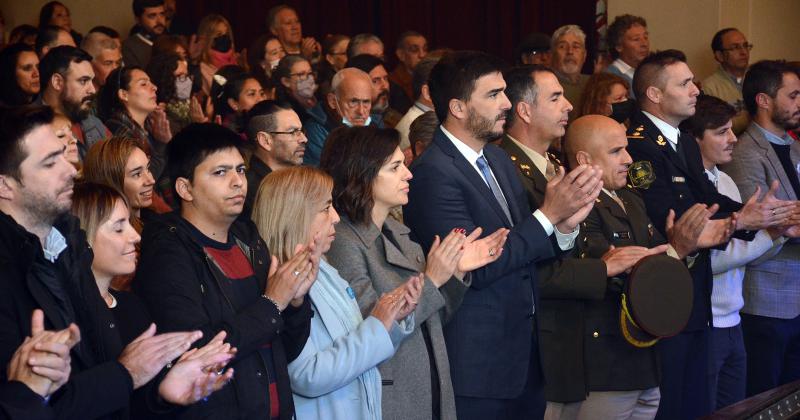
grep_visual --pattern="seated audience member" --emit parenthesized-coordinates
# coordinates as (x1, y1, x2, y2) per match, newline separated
(9, 24, 38, 47)
(0, 309, 78, 420)
(395, 56, 439, 150)
(52, 112, 80, 167)
(35, 25, 76, 58)
(346, 54, 396, 127)
(389, 31, 428, 113)
(721, 60, 800, 398)
(0, 43, 40, 107)
(99, 66, 171, 180)
(162, 0, 192, 36)
(147, 52, 198, 134)
(578, 72, 631, 121)
(252, 166, 419, 419)
(38, 1, 82, 46)
(133, 122, 315, 419)
(151, 34, 188, 60)
(346, 33, 385, 60)
(406, 110, 438, 164)
(88, 26, 122, 49)
(681, 94, 793, 410)
(605, 14, 650, 96)
(267, 4, 320, 61)
(81, 31, 123, 89)
(550, 25, 590, 122)
(243, 100, 307, 217)
(516, 32, 551, 66)
(702, 28, 753, 134)
(273, 54, 325, 128)
(321, 126, 508, 420)
(0, 106, 231, 420)
(37, 46, 110, 158)
(303, 67, 372, 166)
(122, 0, 167, 68)
(196, 14, 239, 96)
(247, 34, 286, 87)
(212, 70, 266, 134)
(317, 34, 349, 99)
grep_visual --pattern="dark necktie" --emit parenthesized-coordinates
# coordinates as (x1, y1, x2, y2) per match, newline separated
(675, 133, 689, 169)
(476, 155, 513, 225)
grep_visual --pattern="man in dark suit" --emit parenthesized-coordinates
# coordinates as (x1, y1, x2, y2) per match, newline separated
(625, 49, 792, 419)
(403, 51, 603, 420)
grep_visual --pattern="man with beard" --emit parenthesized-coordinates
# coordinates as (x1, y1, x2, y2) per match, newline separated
(550, 25, 589, 123)
(242, 100, 308, 217)
(703, 28, 753, 134)
(605, 15, 650, 97)
(403, 51, 603, 420)
(37, 45, 110, 159)
(122, 0, 167, 68)
(346, 54, 402, 128)
(721, 60, 800, 398)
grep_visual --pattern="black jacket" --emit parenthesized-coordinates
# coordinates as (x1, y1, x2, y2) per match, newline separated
(0, 211, 134, 420)
(133, 212, 311, 420)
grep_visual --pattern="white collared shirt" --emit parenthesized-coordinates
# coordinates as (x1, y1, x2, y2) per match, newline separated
(506, 134, 550, 177)
(753, 122, 794, 146)
(440, 126, 577, 250)
(642, 111, 680, 151)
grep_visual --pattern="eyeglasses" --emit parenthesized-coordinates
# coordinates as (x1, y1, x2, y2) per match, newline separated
(289, 71, 315, 80)
(268, 127, 306, 139)
(721, 43, 753, 52)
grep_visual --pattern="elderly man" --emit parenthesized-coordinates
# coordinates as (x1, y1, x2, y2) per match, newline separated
(703, 28, 753, 134)
(303, 67, 373, 166)
(346, 54, 400, 127)
(390, 31, 428, 104)
(267, 4, 319, 61)
(516, 32, 551, 66)
(81, 31, 122, 89)
(550, 25, 589, 122)
(346, 33, 384, 59)
(605, 14, 650, 96)
(242, 100, 308, 216)
(122, 0, 167, 68)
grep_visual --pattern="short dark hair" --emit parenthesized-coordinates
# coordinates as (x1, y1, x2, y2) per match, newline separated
(245, 100, 293, 141)
(409, 111, 438, 158)
(0, 43, 38, 107)
(38, 45, 93, 95)
(396, 31, 423, 50)
(9, 25, 39, 46)
(38, 1, 67, 29)
(35, 25, 70, 57)
(679, 95, 736, 139)
(212, 68, 260, 120)
(89, 25, 121, 39)
(97, 66, 144, 121)
(428, 50, 507, 123)
(633, 49, 687, 104)
(319, 126, 400, 225)
(0, 105, 55, 181)
(412, 56, 439, 100)
(266, 4, 294, 29)
(606, 14, 647, 59)
(166, 123, 242, 205)
(711, 28, 739, 52)
(742, 60, 795, 116)
(503, 64, 554, 128)
(133, 0, 164, 17)
(345, 54, 385, 75)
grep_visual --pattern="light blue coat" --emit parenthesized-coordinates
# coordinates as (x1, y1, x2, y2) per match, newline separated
(289, 259, 413, 420)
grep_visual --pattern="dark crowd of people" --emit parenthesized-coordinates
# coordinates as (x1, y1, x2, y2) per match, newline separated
(0, 1, 799, 419)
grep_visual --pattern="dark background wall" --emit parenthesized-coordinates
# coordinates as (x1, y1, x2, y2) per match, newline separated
(177, 0, 598, 71)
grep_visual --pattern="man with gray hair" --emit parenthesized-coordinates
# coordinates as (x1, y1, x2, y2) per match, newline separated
(267, 4, 320, 61)
(81, 31, 122, 89)
(550, 25, 589, 122)
(346, 33, 385, 60)
(303, 67, 373, 165)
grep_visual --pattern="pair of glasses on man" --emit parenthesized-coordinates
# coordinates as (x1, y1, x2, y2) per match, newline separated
(268, 127, 306, 139)
(721, 43, 754, 52)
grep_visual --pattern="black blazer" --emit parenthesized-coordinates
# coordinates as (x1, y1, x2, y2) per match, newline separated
(404, 127, 555, 399)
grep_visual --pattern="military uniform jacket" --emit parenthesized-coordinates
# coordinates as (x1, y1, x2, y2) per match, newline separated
(625, 110, 754, 331)
(500, 135, 610, 403)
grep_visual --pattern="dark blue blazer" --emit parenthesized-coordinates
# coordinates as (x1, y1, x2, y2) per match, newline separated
(403, 127, 554, 399)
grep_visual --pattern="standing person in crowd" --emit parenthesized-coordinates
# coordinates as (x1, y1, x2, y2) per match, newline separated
(389, 31, 428, 113)
(99, 66, 172, 181)
(605, 14, 650, 97)
(267, 5, 320, 62)
(577, 72, 630, 122)
(247, 34, 286, 88)
(625, 50, 795, 419)
(196, 14, 239, 97)
(38, 1, 82, 46)
(404, 50, 603, 420)
(317, 34, 350, 99)
(37, 46, 110, 158)
(550, 25, 589, 123)
(703, 28, 753, 134)
(81, 32, 122, 90)
(682, 94, 793, 410)
(515, 33, 551, 66)
(253, 166, 420, 420)
(122, 0, 167, 68)
(273, 54, 325, 129)
(0, 43, 40, 107)
(321, 126, 509, 420)
(395, 56, 439, 151)
(243, 100, 307, 217)
(722, 60, 800, 399)
(35, 25, 75, 58)
(134, 123, 316, 419)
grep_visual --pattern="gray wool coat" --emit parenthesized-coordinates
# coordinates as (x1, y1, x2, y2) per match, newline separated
(325, 216, 468, 420)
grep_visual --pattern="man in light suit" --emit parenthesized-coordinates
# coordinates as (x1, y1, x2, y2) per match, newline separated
(721, 60, 800, 397)
(403, 50, 603, 420)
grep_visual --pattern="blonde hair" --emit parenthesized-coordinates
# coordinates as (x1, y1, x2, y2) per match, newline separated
(197, 14, 235, 64)
(71, 182, 129, 247)
(252, 167, 333, 264)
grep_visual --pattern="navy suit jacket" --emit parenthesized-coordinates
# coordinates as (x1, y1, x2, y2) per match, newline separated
(403, 127, 555, 399)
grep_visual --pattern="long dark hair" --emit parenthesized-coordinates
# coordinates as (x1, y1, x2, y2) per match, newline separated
(38, 1, 66, 28)
(97, 66, 143, 122)
(0, 43, 37, 107)
(319, 126, 401, 225)
(147, 53, 182, 103)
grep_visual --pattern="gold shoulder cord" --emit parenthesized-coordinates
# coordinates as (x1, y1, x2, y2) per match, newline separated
(620, 293, 659, 348)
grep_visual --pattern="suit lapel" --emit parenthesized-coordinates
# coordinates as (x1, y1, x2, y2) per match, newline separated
(747, 126, 799, 200)
(484, 148, 521, 225)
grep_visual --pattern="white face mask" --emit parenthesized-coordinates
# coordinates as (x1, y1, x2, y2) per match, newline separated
(336, 97, 371, 127)
(175, 75, 192, 100)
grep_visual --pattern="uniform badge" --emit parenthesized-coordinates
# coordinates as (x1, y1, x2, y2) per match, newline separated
(613, 231, 632, 240)
(671, 176, 685, 183)
(519, 163, 532, 177)
(656, 135, 667, 147)
(647, 223, 654, 238)
(628, 161, 655, 189)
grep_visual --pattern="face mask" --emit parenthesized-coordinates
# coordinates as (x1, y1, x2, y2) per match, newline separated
(209, 49, 237, 68)
(295, 77, 317, 99)
(211, 35, 232, 53)
(336, 98, 371, 127)
(610, 99, 634, 124)
(175, 75, 193, 100)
